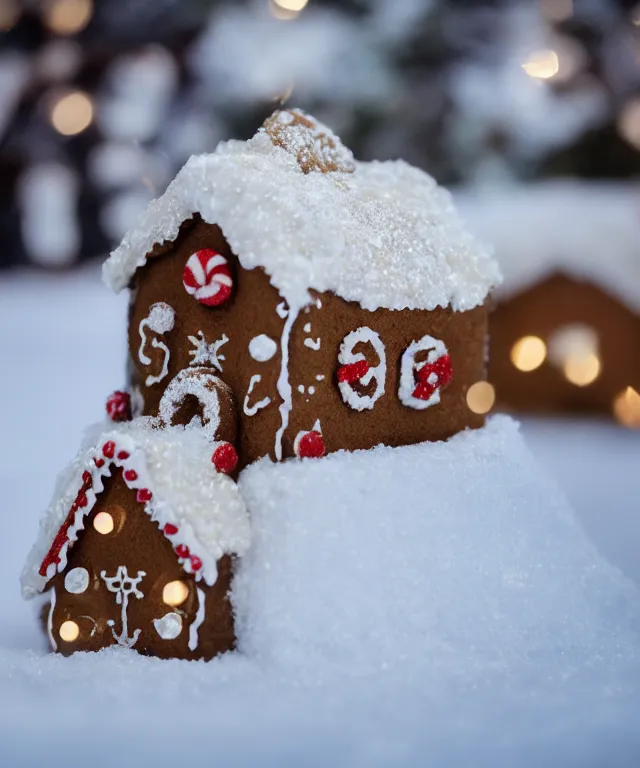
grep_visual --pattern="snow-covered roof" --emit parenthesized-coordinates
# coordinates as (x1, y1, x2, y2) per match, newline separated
(104, 109, 500, 313)
(21, 420, 250, 598)
(456, 181, 640, 312)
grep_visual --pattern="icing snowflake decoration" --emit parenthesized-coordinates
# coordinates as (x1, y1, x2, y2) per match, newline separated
(101, 565, 146, 649)
(188, 331, 229, 372)
(399, 335, 453, 410)
(337, 327, 387, 411)
(138, 302, 175, 387)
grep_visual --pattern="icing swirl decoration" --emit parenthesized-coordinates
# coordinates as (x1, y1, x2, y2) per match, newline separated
(399, 335, 453, 410)
(337, 327, 386, 411)
(183, 249, 233, 307)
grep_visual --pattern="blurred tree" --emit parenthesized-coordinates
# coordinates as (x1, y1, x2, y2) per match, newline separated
(0, 0, 638, 269)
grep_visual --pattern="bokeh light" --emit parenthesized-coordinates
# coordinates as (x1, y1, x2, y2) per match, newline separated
(50, 90, 93, 136)
(522, 50, 559, 79)
(466, 382, 496, 415)
(44, 0, 93, 36)
(510, 336, 547, 372)
(59, 620, 80, 642)
(613, 387, 640, 429)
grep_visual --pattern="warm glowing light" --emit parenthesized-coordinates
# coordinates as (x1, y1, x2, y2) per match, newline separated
(0, 0, 20, 30)
(93, 512, 114, 535)
(613, 387, 640, 429)
(522, 50, 560, 79)
(510, 336, 547, 372)
(466, 382, 496, 415)
(269, 0, 307, 20)
(618, 98, 640, 151)
(162, 580, 189, 607)
(45, 0, 93, 35)
(59, 620, 80, 642)
(50, 90, 93, 136)
(632, 3, 640, 26)
(563, 353, 601, 387)
(540, 0, 573, 22)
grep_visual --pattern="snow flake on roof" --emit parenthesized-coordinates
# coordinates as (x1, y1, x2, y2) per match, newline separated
(456, 181, 640, 312)
(104, 109, 500, 313)
(21, 420, 250, 598)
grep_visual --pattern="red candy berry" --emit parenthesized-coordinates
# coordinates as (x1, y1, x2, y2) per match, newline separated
(102, 441, 115, 459)
(164, 523, 178, 536)
(183, 249, 233, 307)
(295, 430, 326, 459)
(137, 489, 152, 503)
(190, 556, 202, 571)
(94, 458, 105, 468)
(117, 451, 130, 460)
(106, 391, 131, 422)
(211, 443, 238, 475)
(124, 469, 138, 482)
(175, 544, 189, 558)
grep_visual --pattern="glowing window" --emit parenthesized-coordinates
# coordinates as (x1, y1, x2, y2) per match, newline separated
(93, 512, 114, 535)
(466, 382, 496, 415)
(613, 387, 640, 429)
(162, 580, 189, 607)
(510, 336, 547, 372)
(563, 353, 601, 387)
(59, 620, 79, 642)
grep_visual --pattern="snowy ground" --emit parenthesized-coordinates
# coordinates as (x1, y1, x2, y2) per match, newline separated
(1, 266, 639, 767)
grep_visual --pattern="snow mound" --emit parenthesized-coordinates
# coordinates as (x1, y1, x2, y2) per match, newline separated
(235, 416, 640, 681)
(457, 181, 640, 311)
(104, 113, 500, 312)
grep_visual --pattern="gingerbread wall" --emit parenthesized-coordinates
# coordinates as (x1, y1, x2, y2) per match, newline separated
(46, 470, 235, 660)
(489, 273, 640, 413)
(128, 217, 488, 467)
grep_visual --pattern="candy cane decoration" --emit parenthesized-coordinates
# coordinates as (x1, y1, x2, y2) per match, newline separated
(183, 249, 233, 307)
(398, 335, 453, 410)
(336, 327, 386, 411)
(138, 302, 175, 387)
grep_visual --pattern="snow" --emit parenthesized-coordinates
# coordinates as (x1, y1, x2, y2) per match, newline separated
(2, 268, 640, 766)
(104, 110, 500, 313)
(21, 420, 250, 596)
(457, 180, 640, 311)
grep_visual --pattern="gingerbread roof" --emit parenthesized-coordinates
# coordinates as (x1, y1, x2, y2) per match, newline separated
(457, 181, 640, 312)
(21, 420, 251, 598)
(104, 109, 500, 313)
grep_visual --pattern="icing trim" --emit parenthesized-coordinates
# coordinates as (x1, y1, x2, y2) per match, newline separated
(188, 587, 206, 651)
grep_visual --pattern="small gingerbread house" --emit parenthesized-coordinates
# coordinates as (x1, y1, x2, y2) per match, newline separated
(458, 181, 640, 420)
(21, 420, 250, 659)
(104, 109, 500, 467)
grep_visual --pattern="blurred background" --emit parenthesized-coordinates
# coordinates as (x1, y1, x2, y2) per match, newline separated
(0, 0, 639, 642)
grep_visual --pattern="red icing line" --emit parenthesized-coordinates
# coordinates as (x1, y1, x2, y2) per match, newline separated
(337, 360, 370, 384)
(412, 354, 453, 400)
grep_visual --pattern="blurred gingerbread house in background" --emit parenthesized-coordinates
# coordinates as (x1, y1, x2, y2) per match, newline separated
(458, 181, 640, 428)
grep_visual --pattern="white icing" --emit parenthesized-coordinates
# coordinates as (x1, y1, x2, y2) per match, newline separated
(138, 302, 175, 388)
(188, 331, 229, 372)
(243, 374, 271, 417)
(304, 337, 321, 351)
(316, 375, 325, 381)
(101, 565, 145, 649)
(21, 422, 251, 597)
(78, 615, 98, 637)
(276, 301, 289, 319)
(297, 385, 305, 394)
(159, 368, 227, 442)
(274, 306, 298, 461)
(399, 335, 448, 411)
(104, 114, 500, 313)
(188, 587, 206, 651)
(303, 323, 311, 333)
(153, 612, 183, 640)
(65, 567, 89, 594)
(309, 386, 315, 395)
(337, 327, 386, 411)
(47, 587, 57, 651)
(249, 334, 277, 363)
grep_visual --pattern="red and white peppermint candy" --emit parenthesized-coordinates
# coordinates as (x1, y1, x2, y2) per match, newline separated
(183, 249, 233, 307)
(399, 335, 453, 410)
(336, 327, 386, 411)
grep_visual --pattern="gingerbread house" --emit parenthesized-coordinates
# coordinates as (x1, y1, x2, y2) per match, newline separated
(458, 181, 640, 420)
(21, 419, 250, 659)
(104, 109, 500, 468)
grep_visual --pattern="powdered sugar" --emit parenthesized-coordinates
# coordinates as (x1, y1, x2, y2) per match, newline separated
(104, 113, 500, 312)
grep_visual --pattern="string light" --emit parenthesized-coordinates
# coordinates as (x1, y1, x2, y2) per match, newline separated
(50, 90, 93, 136)
(466, 382, 496, 415)
(44, 0, 93, 36)
(269, 0, 308, 20)
(0, 0, 20, 31)
(522, 50, 559, 80)
(613, 387, 640, 429)
(617, 98, 640, 151)
(59, 620, 80, 642)
(163, 580, 189, 607)
(540, 0, 573, 23)
(93, 511, 114, 535)
(510, 336, 547, 372)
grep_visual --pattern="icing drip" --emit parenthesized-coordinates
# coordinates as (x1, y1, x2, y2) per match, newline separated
(274, 306, 298, 461)
(243, 374, 271, 416)
(188, 587, 206, 651)
(276, 302, 289, 319)
(47, 587, 57, 651)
